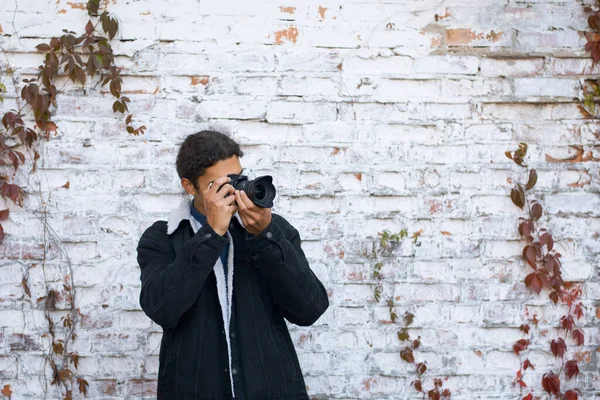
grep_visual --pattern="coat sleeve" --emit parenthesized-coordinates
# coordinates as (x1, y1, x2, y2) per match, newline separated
(136, 221, 228, 329)
(246, 214, 329, 326)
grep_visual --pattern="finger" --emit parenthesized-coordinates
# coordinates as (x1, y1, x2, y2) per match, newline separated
(239, 190, 256, 210)
(208, 176, 231, 195)
(216, 183, 235, 199)
(235, 190, 249, 211)
(217, 194, 236, 207)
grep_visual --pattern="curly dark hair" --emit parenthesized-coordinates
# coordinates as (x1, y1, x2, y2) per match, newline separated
(176, 130, 244, 191)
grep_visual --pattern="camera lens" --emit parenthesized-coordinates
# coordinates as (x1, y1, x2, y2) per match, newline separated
(255, 185, 265, 200)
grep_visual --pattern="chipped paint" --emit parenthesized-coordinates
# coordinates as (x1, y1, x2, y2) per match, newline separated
(273, 27, 298, 44)
(280, 6, 296, 14)
(66, 2, 85, 9)
(434, 7, 452, 21)
(191, 76, 209, 86)
(318, 6, 328, 19)
(446, 28, 504, 45)
(546, 145, 600, 162)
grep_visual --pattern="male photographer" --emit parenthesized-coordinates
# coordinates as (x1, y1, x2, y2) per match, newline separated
(136, 130, 329, 399)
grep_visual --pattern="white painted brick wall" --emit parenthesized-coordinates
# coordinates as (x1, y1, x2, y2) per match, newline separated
(0, 0, 599, 398)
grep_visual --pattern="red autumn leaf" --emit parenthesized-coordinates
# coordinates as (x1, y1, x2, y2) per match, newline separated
(550, 338, 566, 358)
(414, 379, 422, 391)
(563, 389, 581, 400)
(416, 362, 427, 375)
(428, 389, 440, 400)
(523, 245, 537, 269)
(530, 202, 543, 220)
(511, 187, 524, 209)
(85, 20, 94, 35)
(0, 224, 4, 243)
(513, 339, 530, 355)
(522, 393, 533, 400)
(0, 208, 9, 221)
(525, 272, 543, 294)
(522, 359, 534, 370)
(561, 315, 575, 331)
(400, 347, 414, 363)
(572, 329, 585, 346)
(441, 389, 450, 398)
(526, 169, 537, 190)
(519, 324, 530, 334)
(1, 182, 21, 203)
(574, 303, 584, 320)
(543, 232, 553, 251)
(565, 359, 579, 379)
(541, 371, 560, 395)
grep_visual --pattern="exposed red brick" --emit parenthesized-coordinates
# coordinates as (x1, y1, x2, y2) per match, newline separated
(446, 28, 503, 46)
(128, 379, 157, 397)
(280, 6, 296, 14)
(274, 27, 299, 44)
(318, 6, 328, 19)
(66, 2, 85, 9)
(191, 76, 209, 86)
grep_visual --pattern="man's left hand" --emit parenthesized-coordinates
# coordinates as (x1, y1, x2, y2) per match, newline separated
(235, 189, 272, 236)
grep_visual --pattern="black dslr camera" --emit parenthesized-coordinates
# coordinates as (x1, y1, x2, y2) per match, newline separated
(218, 174, 276, 208)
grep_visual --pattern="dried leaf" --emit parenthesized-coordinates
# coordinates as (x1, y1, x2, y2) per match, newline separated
(404, 312, 414, 326)
(22, 276, 31, 297)
(525, 169, 537, 191)
(400, 347, 414, 363)
(530, 202, 542, 220)
(77, 377, 89, 396)
(1, 384, 12, 397)
(36, 43, 52, 52)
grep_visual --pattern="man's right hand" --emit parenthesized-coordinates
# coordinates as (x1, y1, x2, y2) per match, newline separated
(203, 176, 238, 236)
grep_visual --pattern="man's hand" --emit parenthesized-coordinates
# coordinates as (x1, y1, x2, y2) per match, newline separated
(203, 176, 238, 236)
(235, 189, 272, 236)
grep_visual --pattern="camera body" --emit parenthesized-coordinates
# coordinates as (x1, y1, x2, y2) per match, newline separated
(219, 173, 276, 208)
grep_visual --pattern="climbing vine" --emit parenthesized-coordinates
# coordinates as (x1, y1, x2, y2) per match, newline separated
(0, 0, 145, 243)
(368, 229, 450, 399)
(506, 143, 586, 400)
(0, 0, 144, 398)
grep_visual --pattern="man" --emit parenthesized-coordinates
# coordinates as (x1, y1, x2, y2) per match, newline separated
(136, 130, 329, 399)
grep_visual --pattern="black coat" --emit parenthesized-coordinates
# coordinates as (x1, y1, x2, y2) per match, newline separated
(136, 207, 329, 400)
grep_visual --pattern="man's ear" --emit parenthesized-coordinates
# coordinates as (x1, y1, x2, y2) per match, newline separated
(181, 178, 197, 195)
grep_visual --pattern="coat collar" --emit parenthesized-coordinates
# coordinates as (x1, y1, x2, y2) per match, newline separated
(167, 197, 245, 235)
